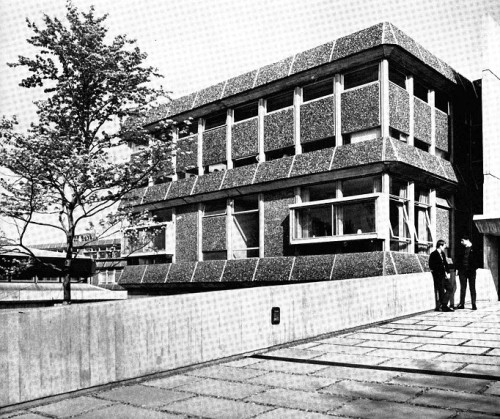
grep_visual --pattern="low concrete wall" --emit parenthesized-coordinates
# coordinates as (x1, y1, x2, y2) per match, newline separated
(0, 271, 496, 407)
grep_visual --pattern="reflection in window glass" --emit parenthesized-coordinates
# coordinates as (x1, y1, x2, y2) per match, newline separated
(344, 65, 378, 90)
(266, 91, 294, 113)
(204, 200, 227, 216)
(341, 202, 375, 234)
(297, 206, 333, 238)
(303, 78, 333, 102)
(342, 177, 377, 197)
(234, 102, 258, 122)
(232, 195, 259, 259)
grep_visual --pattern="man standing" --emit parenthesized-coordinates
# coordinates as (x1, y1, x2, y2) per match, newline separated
(429, 240, 454, 312)
(456, 235, 480, 310)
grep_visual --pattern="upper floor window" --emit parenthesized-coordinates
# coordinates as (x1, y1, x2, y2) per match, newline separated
(178, 121, 198, 138)
(435, 91, 449, 114)
(342, 176, 381, 197)
(303, 78, 333, 102)
(413, 80, 428, 102)
(232, 194, 259, 259)
(234, 102, 258, 123)
(203, 199, 227, 217)
(204, 112, 226, 131)
(389, 66, 407, 89)
(344, 64, 378, 90)
(266, 91, 293, 113)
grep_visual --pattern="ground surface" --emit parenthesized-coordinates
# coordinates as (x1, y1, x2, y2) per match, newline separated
(2, 301, 499, 419)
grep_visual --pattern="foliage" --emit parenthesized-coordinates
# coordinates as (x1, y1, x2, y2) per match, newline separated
(0, 2, 175, 293)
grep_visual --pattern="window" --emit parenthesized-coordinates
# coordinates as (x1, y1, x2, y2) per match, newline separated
(231, 195, 259, 259)
(265, 146, 294, 161)
(344, 64, 378, 90)
(178, 121, 198, 138)
(301, 137, 335, 153)
(389, 127, 408, 143)
(204, 199, 226, 216)
(303, 78, 333, 102)
(413, 81, 428, 102)
(233, 156, 258, 168)
(342, 176, 381, 197)
(345, 128, 381, 145)
(204, 163, 227, 174)
(414, 138, 430, 152)
(302, 182, 337, 202)
(152, 208, 172, 222)
(389, 178, 411, 252)
(234, 102, 258, 122)
(414, 186, 433, 253)
(389, 67, 407, 89)
(435, 91, 448, 114)
(202, 199, 227, 261)
(292, 197, 377, 240)
(205, 112, 226, 131)
(266, 91, 293, 113)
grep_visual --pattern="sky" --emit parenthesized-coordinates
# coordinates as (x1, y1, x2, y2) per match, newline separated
(0, 0, 499, 244)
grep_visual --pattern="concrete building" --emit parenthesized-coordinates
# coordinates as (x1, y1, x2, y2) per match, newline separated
(115, 22, 496, 298)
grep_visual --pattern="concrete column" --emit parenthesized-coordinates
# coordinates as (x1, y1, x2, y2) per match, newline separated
(381, 173, 391, 251)
(380, 59, 390, 138)
(197, 203, 203, 261)
(258, 99, 266, 162)
(406, 76, 414, 146)
(226, 109, 233, 169)
(428, 90, 436, 155)
(429, 189, 437, 247)
(334, 74, 343, 146)
(226, 199, 233, 259)
(197, 119, 204, 175)
(294, 87, 302, 154)
(258, 193, 265, 258)
(408, 181, 415, 253)
(172, 128, 179, 181)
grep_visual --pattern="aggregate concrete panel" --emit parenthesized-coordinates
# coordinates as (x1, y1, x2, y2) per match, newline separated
(299, 96, 335, 144)
(142, 264, 169, 283)
(389, 82, 410, 134)
(391, 253, 423, 275)
(193, 81, 226, 108)
(232, 117, 259, 159)
(263, 189, 295, 257)
(414, 97, 432, 144)
(223, 70, 258, 98)
(142, 183, 170, 204)
(331, 23, 384, 61)
(255, 56, 294, 87)
(330, 137, 384, 170)
(167, 175, 197, 200)
(263, 108, 294, 152)
(254, 257, 294, 282)
(331, 252, 385, 280)
(168, 92, 197, 116)
(254, 156, 294, 185)
(435, 109, 449, 152)
(202, 126, 227, 166)
(291, 41, 334, 75)
(221, 258, 258, 282)
(289, 147, 334, 178)
(202, 215, 226, 252)
(175, 135, 198, 172)
(166, 261, 196, 283)
(221, 164, 258, 190)
(175, 205, 198, 262)
(119, 265, 146, 284)
(341, 83, 380, 133)
(290, 255, 335, 282)
(191, 170, 225, 195)
(192, 260, 226, 283)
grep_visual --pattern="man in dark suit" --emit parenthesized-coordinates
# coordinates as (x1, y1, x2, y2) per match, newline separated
(429, 239, 453, 312)
(456, 235, 480, 310)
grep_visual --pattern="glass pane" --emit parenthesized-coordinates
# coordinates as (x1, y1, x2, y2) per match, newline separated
(204, 199, 227, 216)
(266, 91, 293, 112)
(390, 177, 407, 198)
(234, 194, 259, 212)
(205, 112, 226, 130)
(307, 182, 336, 201)
(203, 251, 227, 260)
(390, 200, 409, 238)
(232, 212, 259, 249)
(234, 102, 258, 122)
(342, 177, 375, 197)
(296, 206, 332, 238)
(344, 65, 378, 90)
(340, 201, 375, 234)
(303, 78, 333, 102)
(415, 207, 431, 242)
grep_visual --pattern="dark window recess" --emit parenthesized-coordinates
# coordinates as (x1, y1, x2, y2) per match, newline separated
(234, 102, 258, 122)
(178, 122, 198, 138)
(233, 156, 258, 168)
(234, 194, 259, 212)
(389, 67, 407, 89)
(389, 128, 407, 142)
(344, 64, 379, 90)
(203, 251, 227, 261)
(302, 137, 335, 153)
(265, 146, 294, 161)
(414, 81, 428, 102)
(435, 91, 448, 113)
(342, 134, 351, 145)
(414, 138, 430, 152)
(266, 91, 294, 113)
(205, 112, 227, 130)
(152, 208, 173, 222)
(204, 199, 227, 216)
(303, 78, 334, 102)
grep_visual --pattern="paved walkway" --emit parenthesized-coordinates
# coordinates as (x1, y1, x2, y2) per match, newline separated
(2, 301, 500, 419)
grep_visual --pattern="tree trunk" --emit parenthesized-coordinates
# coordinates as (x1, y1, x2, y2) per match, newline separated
(63, 272, 71, 304)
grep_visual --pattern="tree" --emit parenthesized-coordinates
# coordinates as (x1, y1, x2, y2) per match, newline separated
(0, 2, 175, 302)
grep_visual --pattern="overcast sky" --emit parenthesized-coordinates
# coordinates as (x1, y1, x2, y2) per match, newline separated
(1, 0, 499, 131)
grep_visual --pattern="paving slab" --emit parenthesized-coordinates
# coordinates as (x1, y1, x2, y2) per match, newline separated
(380, 323, 433, 331)
(76, 403, 183, 419)
(313, 365, 401, 383)
(332, 398, 452, 419)
(344, 332, 406, 341)
(319, 380, 421, 402)
(458, 363, 500, 376)
(247, 371, 337, 391)
(0, 413, 47, 419)
(379, 357, 464, 372)
(142, 374, 201, 390)
(162, 395, 271, 418)
(368, 347, 442, 360)
(484, 381, 500, 396)
(446, 332, 500, 341)
(30, 396, 113, 418)
(436, 353, 500, 365)
(96, 384, 191, 408)
(314, 336, 366, 346)
(186, 365, 266, 381)
(389, 372, 493, 392)
(245, 388, 347, 413)
(264, 348, 325, 359)
(306, 343, 377, 355)
(254, 407, 339, 418)
(415, 343, 490, 355)
(313, 352, 389, 366)
(357, 340, 423, 350)
(401, 336, 468, 345)
(247, 359, 329, 375)
(174, 377, 267, 399)
(413, 388, 500, 414)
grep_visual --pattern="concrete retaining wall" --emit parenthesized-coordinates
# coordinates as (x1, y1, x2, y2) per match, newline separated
(1, 270, 496, 407)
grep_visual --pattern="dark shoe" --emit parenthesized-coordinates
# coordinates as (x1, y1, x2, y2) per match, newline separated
(450, 305, 455, 309)
(442, 306, 454, 312)
(434, 306, 442, 312)
(456, 304, 465, 309)
(472, 304, 477, 310)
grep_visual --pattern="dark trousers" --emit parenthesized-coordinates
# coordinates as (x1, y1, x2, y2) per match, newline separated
(459, 269, 477, 305)
(433, 273, 453, 308)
